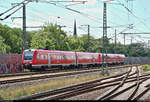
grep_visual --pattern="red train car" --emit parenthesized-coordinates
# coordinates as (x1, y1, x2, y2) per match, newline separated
(76, 52, 101, 67)
(22, 49, 76, 70)
(22, 49, 125, 70)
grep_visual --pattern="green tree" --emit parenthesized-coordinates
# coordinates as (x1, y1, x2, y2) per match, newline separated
(80, 34, 102, 52)
(30, 23, 69, 50)
(67, 35, 84, 52)
(0, 35, 11, 54)
(0, 24, 22, 53)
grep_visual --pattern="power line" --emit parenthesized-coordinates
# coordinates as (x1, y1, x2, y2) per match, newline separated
(0, 1, 30, 21)
(0, 6, 23, 21)
(0, 0, 26, 16)
(120, 32, 150, 35)
(116, 0, 150, 30)
(40, 0, 129, 27)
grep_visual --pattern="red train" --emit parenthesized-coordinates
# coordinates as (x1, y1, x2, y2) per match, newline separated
(22, 49, 125, 70)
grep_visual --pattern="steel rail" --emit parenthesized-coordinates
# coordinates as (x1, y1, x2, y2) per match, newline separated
(44, 70, 146, 100)
(0, 69, 105, 85)
(100, 76, 149, 100)
(15, 71, 148, 100)
(95, 66, 150, 100)
(127, 66, 140, 100)
(97, 67, 132, 100)
(133, 82, 150, 100)
(15, 66, 139, 100)
(0, 65, 133, 85)
(0, 64, 133, 78)
(15, 71, 130, 100)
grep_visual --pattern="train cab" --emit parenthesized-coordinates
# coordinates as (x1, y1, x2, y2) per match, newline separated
(22, 49, 35, 69)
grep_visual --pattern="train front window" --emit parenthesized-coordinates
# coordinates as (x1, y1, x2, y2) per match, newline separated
(24, 51, 34, 60)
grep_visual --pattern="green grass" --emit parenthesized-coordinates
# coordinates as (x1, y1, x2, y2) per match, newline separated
(142, 64, 150, 71)
(0, 72, 113, 100)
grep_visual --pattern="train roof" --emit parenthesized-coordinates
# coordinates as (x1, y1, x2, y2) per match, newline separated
(76, 52, 99, 54)
(25, 49, 75, 53)
(23, 49, 125, 57)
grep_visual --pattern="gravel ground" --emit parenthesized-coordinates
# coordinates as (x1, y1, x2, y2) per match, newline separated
(0, 67, 129, 90)
(63, 66, 150, 100)
(0, 72, 100, 90)
(63, 68, 129, 100)
(0, 66, 130, 100)
(140, 70, 150, 100)
(65, 87, 112, 100)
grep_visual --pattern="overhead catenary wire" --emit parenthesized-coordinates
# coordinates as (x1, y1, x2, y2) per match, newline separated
(0, 6, 23, 21)
(0, 0, 26, 16)
(1, 0, 132, 37)
(0, 1, 30, 21)
(41, 0, 128, 26)
(116, 0, 150, 30)
(1, 0, 149, 45)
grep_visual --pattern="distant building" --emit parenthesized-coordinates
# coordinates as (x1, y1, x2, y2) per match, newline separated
(73, 19, 77, 36)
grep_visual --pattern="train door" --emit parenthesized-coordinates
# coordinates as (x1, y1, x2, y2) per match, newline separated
(48, 53, 51, 67)
(99, 53, 102, 64)
(75, 52, 78, 66)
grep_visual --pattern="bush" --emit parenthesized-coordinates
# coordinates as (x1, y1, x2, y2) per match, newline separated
(142, 64, 150, 71)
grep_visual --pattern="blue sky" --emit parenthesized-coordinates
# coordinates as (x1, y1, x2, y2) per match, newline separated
(0, 0, 150, 46)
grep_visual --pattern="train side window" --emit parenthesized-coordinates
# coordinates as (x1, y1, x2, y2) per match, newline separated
(45, 55, 47, 60)
(63, 56, 65, 59)
(72, 56, 74, 61)
(41, 55, 44, 60)
(37, 54, 40, 60)
(57, 56, 59, 60)
(54, 55, 56, 60)
(63, 55, 66, 59)
(66, 56, 69, 60)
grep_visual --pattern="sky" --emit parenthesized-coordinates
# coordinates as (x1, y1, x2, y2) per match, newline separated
(0, 0, 150, 46)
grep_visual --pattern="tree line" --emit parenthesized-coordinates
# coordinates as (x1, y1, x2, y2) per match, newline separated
(0, 23, 150, 57)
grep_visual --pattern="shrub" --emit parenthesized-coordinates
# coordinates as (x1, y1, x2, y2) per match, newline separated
(142, 64, 150, 71)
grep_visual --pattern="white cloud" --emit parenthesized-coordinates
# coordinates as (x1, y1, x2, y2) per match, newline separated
(87, 15, 98, 20)
(85, 0, 97, 5)
(101, 0, 114, 3)
(12, 19, 45, 29)
(31, 11, 59, 20)
(27, 21, 44, 26)
(68, 0, 97, 6)
(12, 19, 22, 28)
(79, 8, 103, 13)
(70, 8, 102, 17)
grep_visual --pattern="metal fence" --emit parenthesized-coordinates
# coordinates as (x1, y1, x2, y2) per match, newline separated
(0, 54, 23, 73)
(125, 57, 150, 64)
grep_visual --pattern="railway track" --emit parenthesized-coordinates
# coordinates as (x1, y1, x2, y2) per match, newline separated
(14, 65, 150, 100)
(0, 64, 133, 85)
(0, 64, 137, 78)
(13, 65, 139, 100)
(95, 65, 150, 100)
(0, 67, 63, 78)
